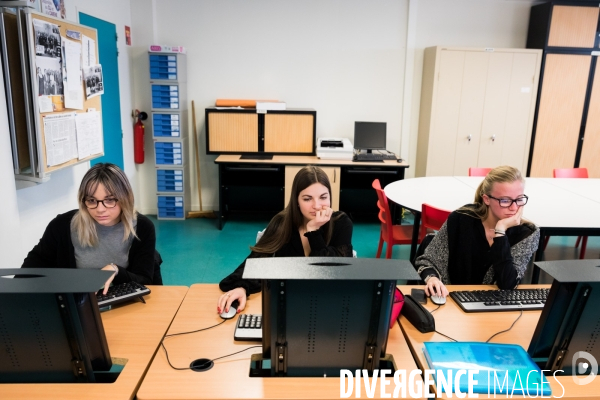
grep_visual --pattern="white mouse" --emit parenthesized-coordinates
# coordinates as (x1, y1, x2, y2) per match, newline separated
(430, 295, 446, 305)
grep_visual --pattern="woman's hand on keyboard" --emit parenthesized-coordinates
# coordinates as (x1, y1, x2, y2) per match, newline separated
(99, 264, 118, 295)
(217, 287, 246, 314)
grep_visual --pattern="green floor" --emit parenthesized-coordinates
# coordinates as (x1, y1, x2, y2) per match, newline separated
(149, 213, 600, 287)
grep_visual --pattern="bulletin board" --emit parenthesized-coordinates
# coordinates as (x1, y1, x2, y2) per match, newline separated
(28, 11, 104, 175)
(2, 7, 105, 180)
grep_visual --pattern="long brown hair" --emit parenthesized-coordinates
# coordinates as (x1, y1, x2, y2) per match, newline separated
(458, 165, 525, 221)
(71, 163, 137, 247)
(251, 166, 339, 254)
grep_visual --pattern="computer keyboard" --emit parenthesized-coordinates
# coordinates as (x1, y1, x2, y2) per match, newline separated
(234, 314, 262, 341)
(96, 281, 151, 308)
(353, 153, 397, 162)
(450, 288, 549, 313)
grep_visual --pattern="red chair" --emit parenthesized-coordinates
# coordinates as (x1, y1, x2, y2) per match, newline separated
(544, 168, 589, 259)
(373, 179, 416, 259)
(468, 167, 492, 177)
(419, 203, 451, 236)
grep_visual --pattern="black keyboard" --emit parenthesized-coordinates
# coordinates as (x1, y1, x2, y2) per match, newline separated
(353, 153, 397, 162)
(96, 281, 151, 308)
(450, 288, 549, 312)
(234, 314, 262, 341)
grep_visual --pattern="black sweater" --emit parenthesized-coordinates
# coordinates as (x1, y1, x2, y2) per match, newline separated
(22, 210, 156, 285)
(415, 205, 540, 289)
(219, 211, 354, 295)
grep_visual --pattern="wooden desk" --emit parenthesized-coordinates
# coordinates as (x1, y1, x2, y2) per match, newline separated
(397, 285, 600, 398)
(215, 155, 409, 229)
(137, 284, 422, 399)
(0, 285, 188, 400)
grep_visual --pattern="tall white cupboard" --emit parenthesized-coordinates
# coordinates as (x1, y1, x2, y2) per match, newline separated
(416, 47, 542, 177)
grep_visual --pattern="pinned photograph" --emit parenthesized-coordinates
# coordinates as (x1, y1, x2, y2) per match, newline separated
(33, 19, 61, 58)
(83, 64, 104, 99)
(36, 56, 63, 96)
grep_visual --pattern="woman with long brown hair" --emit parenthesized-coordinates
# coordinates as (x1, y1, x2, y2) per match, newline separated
(415, 165, 540, 298)
(218, 166, 353, 313)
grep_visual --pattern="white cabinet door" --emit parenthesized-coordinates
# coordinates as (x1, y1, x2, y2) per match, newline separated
(452, 51, 489, 175)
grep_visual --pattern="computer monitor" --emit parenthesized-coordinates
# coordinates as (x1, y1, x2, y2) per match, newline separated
(243, 257, 420, 377)
(354, 122, 387, 153)
(0, 268, 113, 383)
(528, 260, 600, 376)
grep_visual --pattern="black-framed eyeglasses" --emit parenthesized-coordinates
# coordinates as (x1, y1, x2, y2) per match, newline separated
(84, 198, 119, 209)
(486, 194, 528, 208)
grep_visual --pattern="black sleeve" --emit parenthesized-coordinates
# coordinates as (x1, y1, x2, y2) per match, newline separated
(113, 214, 155, 285)
(219, 254, 263, 295)
(22, 217, 62, 269)
(488, 236, 518, 289)
(306, 212, 354, 257)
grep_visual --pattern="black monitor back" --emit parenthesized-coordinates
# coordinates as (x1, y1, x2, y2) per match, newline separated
(0, 268, 113, 383)
(528, 260, 600, 375)
(244, 257, 420, 377)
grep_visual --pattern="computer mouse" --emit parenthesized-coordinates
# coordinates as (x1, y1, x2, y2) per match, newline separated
(219, 300, 239, 319)
(430, 295, 446, 305)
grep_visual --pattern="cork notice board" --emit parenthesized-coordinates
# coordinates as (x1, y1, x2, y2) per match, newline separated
(20, 11, 103, 176)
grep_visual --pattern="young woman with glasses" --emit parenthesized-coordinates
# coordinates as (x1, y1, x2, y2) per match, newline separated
(217, 166, 354, 314)
(22, 163, 157, 294)
(415, 165, 540, 299)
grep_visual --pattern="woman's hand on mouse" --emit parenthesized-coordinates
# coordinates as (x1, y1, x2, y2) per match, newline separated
(306, 206, 333, 232)
(217, 287, 246, 314)
(424, 276, 449, 298)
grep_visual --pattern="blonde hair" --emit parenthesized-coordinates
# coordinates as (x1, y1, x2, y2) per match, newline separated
(71, 163, 137, 247)
(459, 165, 525, 221)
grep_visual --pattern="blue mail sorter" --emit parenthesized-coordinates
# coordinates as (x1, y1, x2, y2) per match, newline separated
(150, 52, 190, 220)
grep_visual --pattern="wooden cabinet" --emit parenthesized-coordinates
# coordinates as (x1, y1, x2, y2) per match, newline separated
(205, 108, 316, 155)
(527, 3, 600, 178)
(284, 166, 340, 210)
(416, 47, 542, 177)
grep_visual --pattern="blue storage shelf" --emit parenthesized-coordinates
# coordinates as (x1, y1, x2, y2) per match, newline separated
(150, 52, 187, 220)
(149, 54, 177, 80)
(151, 84, 180, 109)
(152, 113, 181, 138)
(157, 169, 184, 192)
(157, 195, 185, 219)
(154, 141, 183, 165)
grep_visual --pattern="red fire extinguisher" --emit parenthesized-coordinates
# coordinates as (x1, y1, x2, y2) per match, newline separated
(134, 110, 147, 164)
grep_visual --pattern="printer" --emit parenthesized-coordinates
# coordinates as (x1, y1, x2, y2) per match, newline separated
(316, 138, 353, 160)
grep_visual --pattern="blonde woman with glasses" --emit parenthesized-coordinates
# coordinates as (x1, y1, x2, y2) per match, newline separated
(22, 163, 158, 294)
(415, 166, 540, 299)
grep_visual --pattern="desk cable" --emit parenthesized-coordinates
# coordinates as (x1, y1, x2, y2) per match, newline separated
(160, 320, 262, 371)
(432, 308, 523, 343)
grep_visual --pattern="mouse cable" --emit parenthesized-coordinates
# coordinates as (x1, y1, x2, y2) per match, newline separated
(430, 304, 442, 314)
(485, 309, 523, 343)
(164, 319, 227, 338)
(161, 343, 262, 371)
(434, 330, 458, 342)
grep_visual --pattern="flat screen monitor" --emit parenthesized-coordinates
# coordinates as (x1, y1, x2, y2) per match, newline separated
(354, 122, 386, 153)
(0, 269, 113, 383)
(243, 257, 420, 377)
(528, 260, 600, 376)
